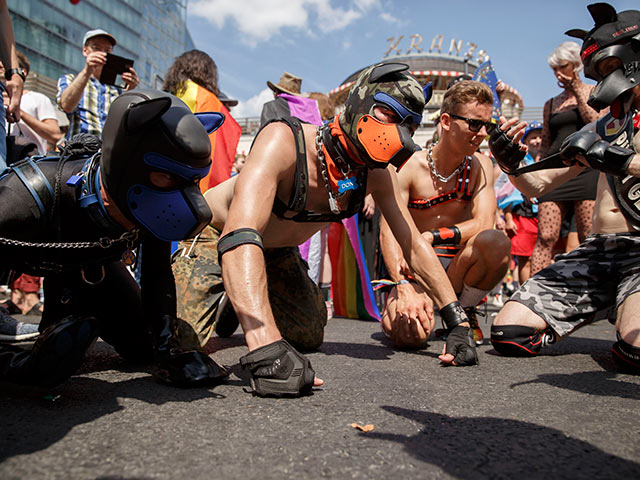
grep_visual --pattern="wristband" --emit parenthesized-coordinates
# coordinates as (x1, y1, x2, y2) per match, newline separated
(439, 301, 468, 330)
(430, 226, 461, 246)
(396, 279, 412, 285)
(4, 68, 25, 82)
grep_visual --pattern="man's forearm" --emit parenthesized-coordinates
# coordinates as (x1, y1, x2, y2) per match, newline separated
(19, 114, 61, 144)
(59, 69, 91, 113)
(403, 237, 458, 308)
(220, 244, 282, 350)
(509, 164, 582, 198)
(625, 154, 640, 179)
(0, 1, 17, 69)
(379, 218, 410, 282)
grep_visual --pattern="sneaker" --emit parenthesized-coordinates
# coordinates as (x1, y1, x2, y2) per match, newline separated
(485, 293, 504, 308)
(464, 307, 484, 346)
(0, 309, 40, 342)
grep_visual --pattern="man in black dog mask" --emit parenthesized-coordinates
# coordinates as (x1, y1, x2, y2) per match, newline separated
(488, 3, 640, 373)
(0, 89, 229, 388)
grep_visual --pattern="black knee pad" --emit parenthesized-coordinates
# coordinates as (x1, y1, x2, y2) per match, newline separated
(612, 334, 640, 374)
(240, 339, 315, 397)
(490, 325, 554, 357)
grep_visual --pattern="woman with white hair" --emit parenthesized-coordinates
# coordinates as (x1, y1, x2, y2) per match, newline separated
(529, 41, 603, 275)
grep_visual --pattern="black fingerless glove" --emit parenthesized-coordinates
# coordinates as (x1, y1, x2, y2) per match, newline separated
(445, 325, 479, 366)
(240, 339, 315, 397)
(489, 128, 526, 175)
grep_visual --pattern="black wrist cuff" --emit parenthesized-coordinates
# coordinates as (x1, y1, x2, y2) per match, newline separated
(4, 68, 25, 82)
(431, 226, 461, 245)
(440, 301, 468, 330)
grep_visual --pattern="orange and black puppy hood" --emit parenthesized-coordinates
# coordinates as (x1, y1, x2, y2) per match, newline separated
(338, 62, 431, 170)
(567, 3, 640, 118)
(100, 89, 224, 241)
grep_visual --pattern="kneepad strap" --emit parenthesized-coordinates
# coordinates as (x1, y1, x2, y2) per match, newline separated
(240, 339, 315, 397)
(218, 228, 264, 263)
(612, 333, 640, 373)
(490, 325, 554, 357)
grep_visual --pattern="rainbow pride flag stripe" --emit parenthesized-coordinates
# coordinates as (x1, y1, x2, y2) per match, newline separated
(328, 215, 381, 322)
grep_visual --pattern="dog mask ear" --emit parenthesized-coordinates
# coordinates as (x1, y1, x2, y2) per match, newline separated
(195, 112, 225, 134)
(587, 2, 618, 27)
(125, 97, 172, 133)
(565, 29, 587, 40)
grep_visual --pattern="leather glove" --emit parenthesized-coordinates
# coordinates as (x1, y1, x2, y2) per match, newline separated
(489, 127, 526, 175)
(240, 339, 315, 397)
(445, 325, 479, 366)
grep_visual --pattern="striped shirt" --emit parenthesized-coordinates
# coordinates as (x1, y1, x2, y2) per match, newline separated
(57, 74, 123, 139)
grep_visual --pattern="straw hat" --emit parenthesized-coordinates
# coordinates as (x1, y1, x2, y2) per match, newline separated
(267, 72, 302, 96)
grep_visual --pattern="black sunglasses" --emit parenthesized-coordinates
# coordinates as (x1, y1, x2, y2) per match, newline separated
(449, 113, 496, 134)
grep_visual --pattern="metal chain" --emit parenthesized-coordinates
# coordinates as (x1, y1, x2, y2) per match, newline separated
(427, 142, 466, 183)
(316, 125, 341, 214)
(0, 229, 139, 250)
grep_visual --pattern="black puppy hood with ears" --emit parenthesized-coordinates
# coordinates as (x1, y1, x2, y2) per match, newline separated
(566, 3, 640, 117)
(100, 89, 222, 241)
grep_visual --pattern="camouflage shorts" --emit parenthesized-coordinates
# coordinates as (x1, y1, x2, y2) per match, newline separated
(172, 225, 327, 351)
(509, 233, 640, 337)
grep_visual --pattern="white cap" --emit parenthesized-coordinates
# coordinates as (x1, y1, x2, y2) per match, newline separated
(83, 29, 116, 47)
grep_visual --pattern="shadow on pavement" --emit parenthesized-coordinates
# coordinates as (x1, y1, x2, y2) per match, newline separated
(370, 406, 640, 478)
(0, 375, 233, 463)
(509, 370, 640, 400)
(319, 338, 439, 361)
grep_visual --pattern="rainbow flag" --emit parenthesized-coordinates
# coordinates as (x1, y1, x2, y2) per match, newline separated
(328, 215, 381, 321)
(176, 80, 241, 191)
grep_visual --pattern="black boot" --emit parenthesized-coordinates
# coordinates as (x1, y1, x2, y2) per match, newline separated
(0, 316, 99, 388)
(154, 315, 229, 387)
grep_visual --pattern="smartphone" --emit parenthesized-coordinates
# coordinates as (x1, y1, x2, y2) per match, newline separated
(99, 53, 134, 86)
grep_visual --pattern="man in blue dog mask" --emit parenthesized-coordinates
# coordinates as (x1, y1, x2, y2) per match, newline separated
(0, 89, 228, 388)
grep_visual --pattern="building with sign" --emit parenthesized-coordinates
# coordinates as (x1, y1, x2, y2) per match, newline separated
(327, 34, 526, 148)
(7, 0, 194, 110)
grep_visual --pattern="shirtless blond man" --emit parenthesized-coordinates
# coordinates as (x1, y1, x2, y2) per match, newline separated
(380, 80, 510, 352)
(174, 64, 481, 397)
(489, 2, 640, 373)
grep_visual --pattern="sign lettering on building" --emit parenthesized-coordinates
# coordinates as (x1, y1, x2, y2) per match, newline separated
(384, 34, 490, 63)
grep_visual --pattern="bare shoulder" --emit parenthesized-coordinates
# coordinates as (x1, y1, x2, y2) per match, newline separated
(397, 149, 425, 180)
(472, 151, 493, 172)
(247, 121, 298, 174)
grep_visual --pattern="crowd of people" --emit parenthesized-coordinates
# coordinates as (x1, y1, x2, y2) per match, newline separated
(0, 1, 639, 397)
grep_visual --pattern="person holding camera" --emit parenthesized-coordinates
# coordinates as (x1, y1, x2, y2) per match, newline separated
(57, 29, 139, 139)
(0, 0, 23, 171)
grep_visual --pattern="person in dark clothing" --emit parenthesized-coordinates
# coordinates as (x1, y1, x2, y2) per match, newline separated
(0, 89, 228, 388)
(531, 41, 603, 274)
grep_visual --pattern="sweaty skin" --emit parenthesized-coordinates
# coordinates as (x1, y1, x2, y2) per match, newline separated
(205, 111, 461, 384)
(380, 100, 510, 356)
(493, 84, 640, 350)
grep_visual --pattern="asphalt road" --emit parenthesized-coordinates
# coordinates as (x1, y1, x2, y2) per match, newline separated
(1, 307, 639, 479)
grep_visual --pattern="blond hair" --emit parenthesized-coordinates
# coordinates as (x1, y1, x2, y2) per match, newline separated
(441, 80, 493, 116)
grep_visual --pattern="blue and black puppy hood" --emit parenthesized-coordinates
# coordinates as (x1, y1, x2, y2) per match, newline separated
(100, 89, 224, 241)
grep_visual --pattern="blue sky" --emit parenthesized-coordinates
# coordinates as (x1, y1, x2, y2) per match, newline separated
(186, 0, 638, 117)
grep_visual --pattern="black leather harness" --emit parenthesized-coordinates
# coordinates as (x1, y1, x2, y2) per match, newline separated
(258, 117, 368, 223)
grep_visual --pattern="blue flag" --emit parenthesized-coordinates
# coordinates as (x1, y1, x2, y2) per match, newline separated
(473, 60, 501, 120)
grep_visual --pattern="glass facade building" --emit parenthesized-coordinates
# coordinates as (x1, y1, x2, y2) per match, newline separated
(8, 0, 194, 96)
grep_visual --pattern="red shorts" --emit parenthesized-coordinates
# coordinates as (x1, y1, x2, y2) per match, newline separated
(508, 215, 538, 257)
